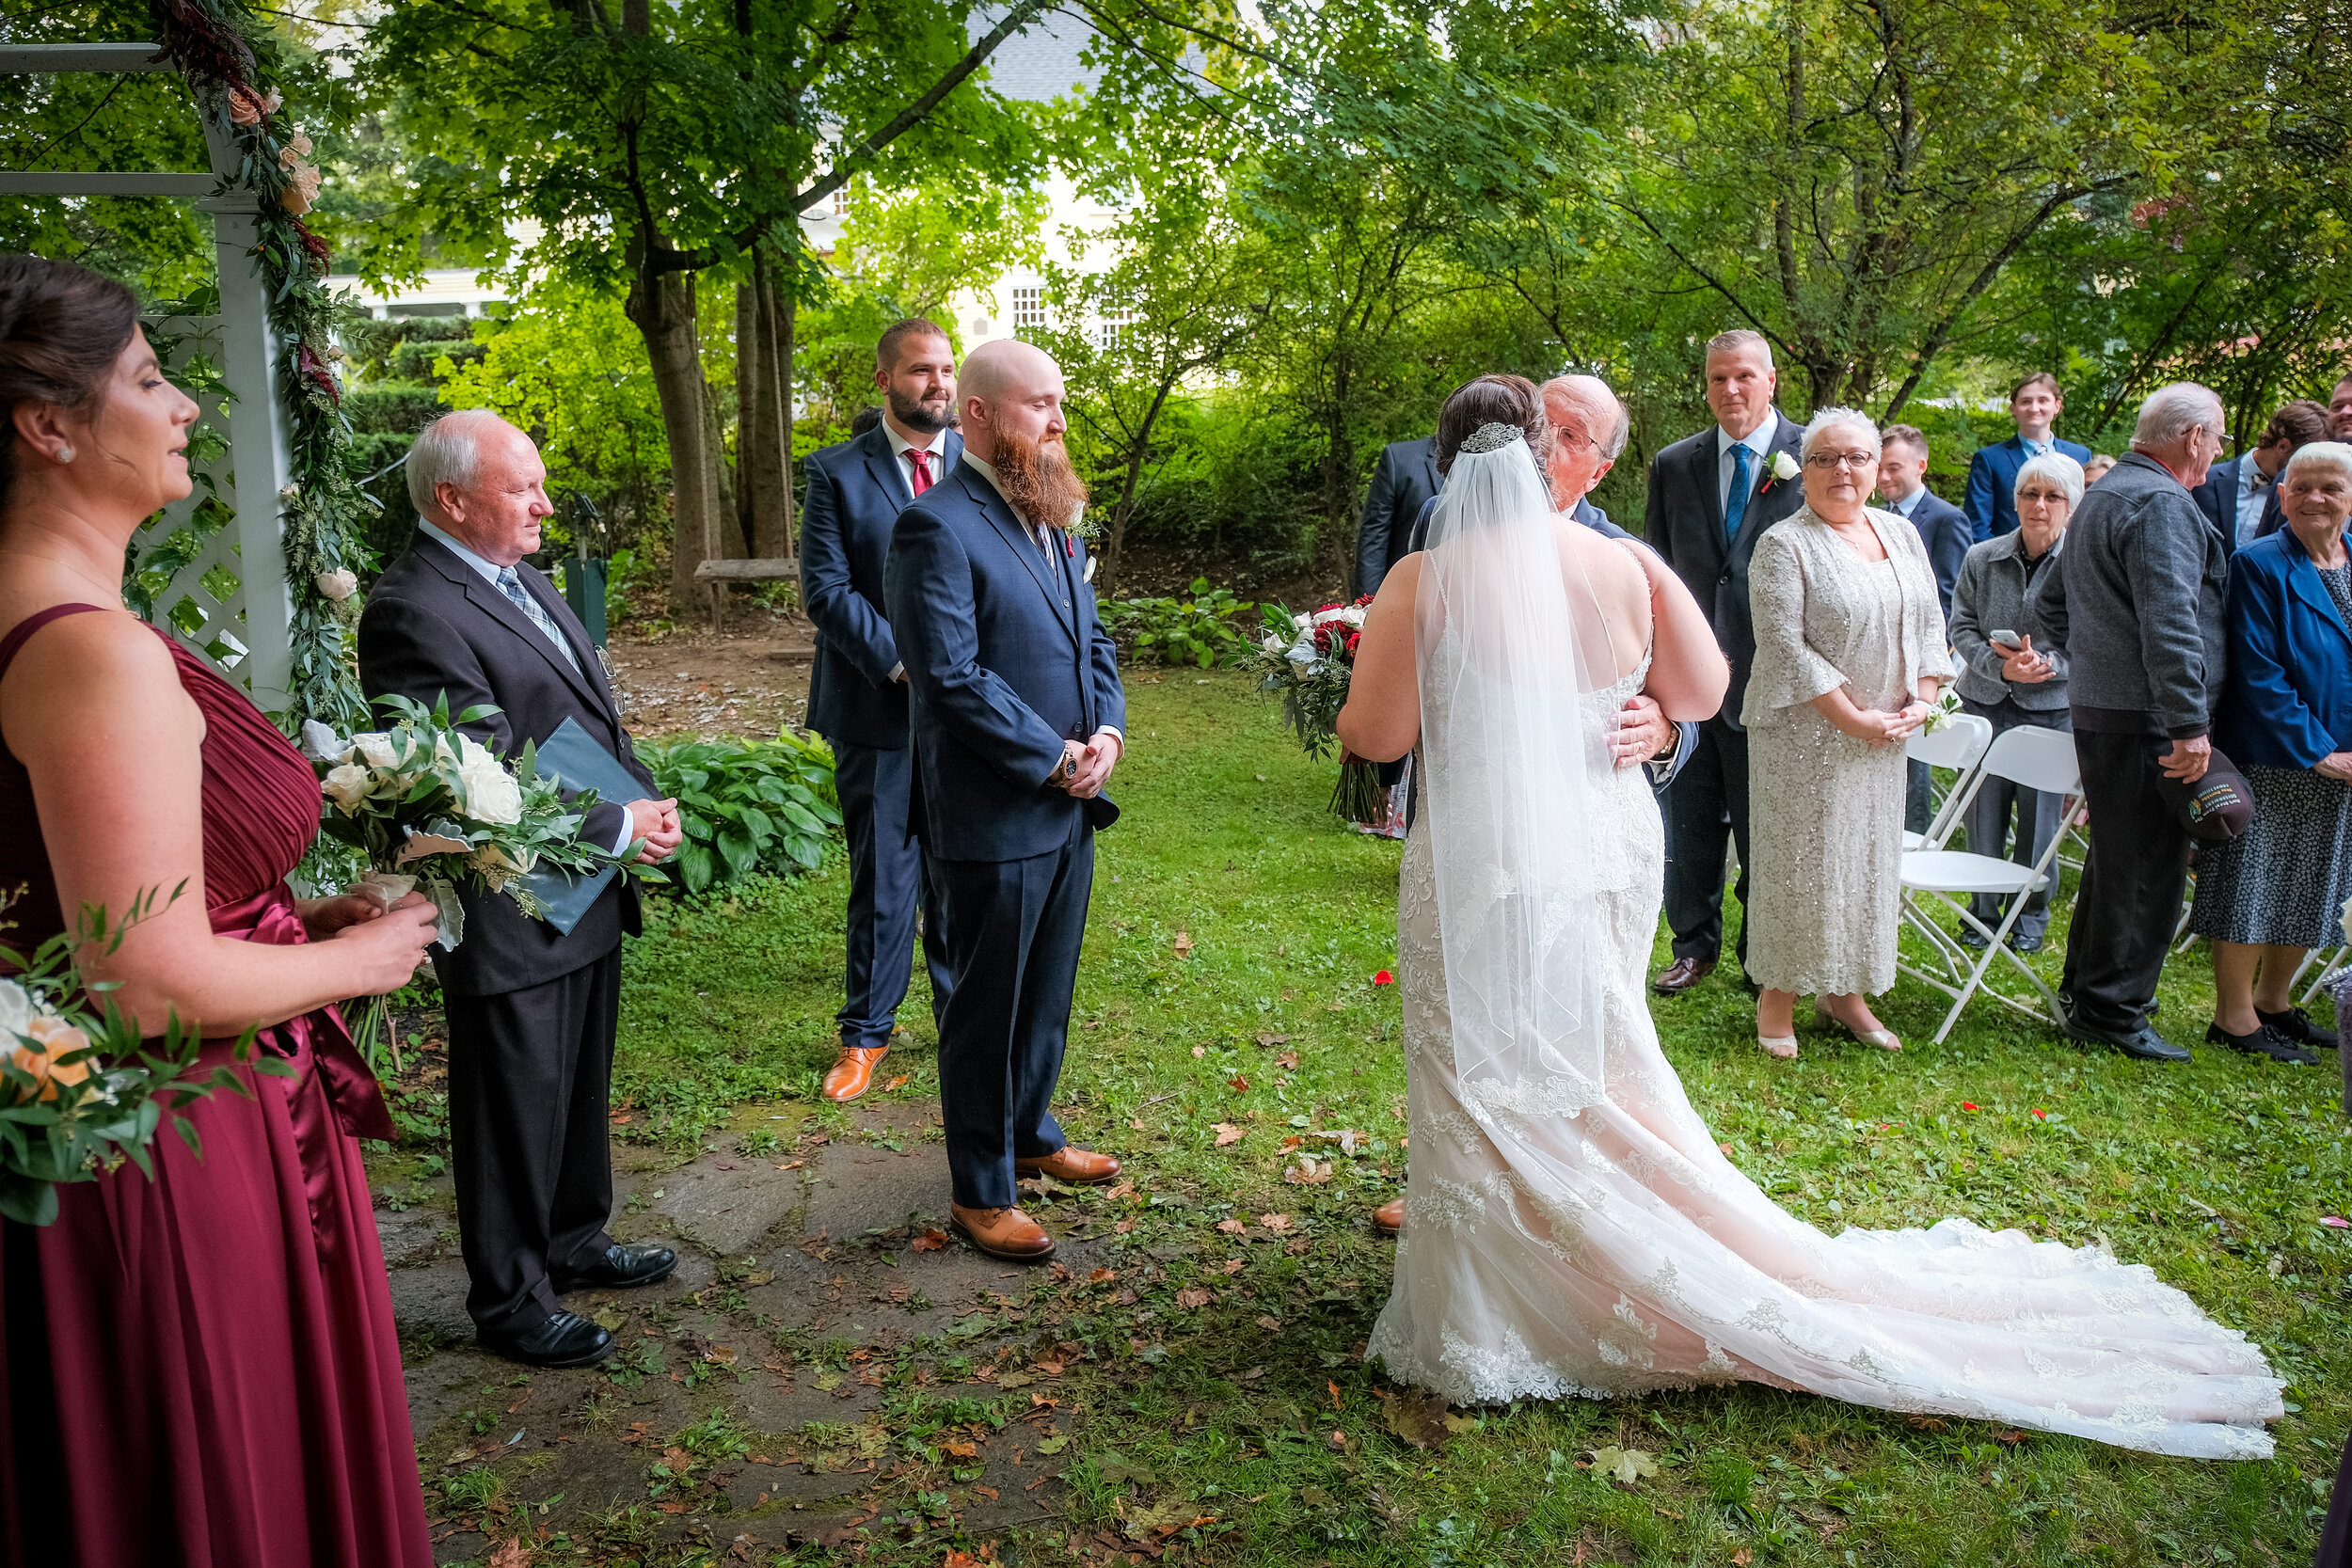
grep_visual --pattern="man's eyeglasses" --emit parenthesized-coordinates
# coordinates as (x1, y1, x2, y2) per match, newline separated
(1804, 451, 1877, 471)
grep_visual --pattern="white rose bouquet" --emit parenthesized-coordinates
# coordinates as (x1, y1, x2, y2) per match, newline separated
(1244, 596, 1387, 822)
(0, 888, 281, 1227)
(302, 691, 622, 950)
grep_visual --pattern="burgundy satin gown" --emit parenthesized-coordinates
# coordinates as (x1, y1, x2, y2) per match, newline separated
(0, 605, 432, 1567)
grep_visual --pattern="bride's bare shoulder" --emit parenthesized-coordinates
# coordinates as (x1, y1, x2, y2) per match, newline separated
(1557, 520, 1649, 609)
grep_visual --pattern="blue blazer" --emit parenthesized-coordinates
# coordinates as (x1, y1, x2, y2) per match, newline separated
(2215, 526, 2352, 770)
(1893, 489, 1972, 618)
(883, 458, 1127, 863)
(801, 424, 964, 750)
(1963, 436, 2094, 543)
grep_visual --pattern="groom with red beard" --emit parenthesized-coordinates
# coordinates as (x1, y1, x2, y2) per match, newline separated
(882, 339, 1128, 1261)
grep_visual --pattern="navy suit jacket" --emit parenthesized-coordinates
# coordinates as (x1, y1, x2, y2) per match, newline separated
(1353, 437, 1441, 598)
(1963, 435, 2094, 542)
(801, 425, 965, 750)
(358, 536, 660, 998)
(2189, 458, 2280, 560)
(1404, 492, 1694, 793)
(2214, 526, 2352, 770)
(883, 459, 1127, 863)
(1890, 488, 1972, 618)
(1643, 412, 1810, 728)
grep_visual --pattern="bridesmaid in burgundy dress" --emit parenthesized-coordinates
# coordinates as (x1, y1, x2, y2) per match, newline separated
(0, 256, 441, 1564)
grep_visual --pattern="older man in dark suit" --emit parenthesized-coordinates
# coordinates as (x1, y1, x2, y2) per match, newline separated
(1353, 436, 1440, 598)
(360, 410, 684, 1369)
(1644, 329, 1809, 994)
(883, 339, 1128, 1264)
(801, 319, 962, 1102)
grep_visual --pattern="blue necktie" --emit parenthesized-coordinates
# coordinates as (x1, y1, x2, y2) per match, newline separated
(496, 565, 581, 673)
(1724, 442, 1755, 545)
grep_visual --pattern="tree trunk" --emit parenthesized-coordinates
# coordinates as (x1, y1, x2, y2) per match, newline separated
(627, 269, 722, 620)
(740, 242, 795, 560)
(764, 249, 796, 560)
(1102, 376, 1176, 597)
(732, 280, 760, 559)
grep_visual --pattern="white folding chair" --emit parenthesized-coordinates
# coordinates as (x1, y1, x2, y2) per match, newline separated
(2294, 943, 2350, 1008)
(1903, 712, 1994, 851)
(1898, 725, 2083, 1043)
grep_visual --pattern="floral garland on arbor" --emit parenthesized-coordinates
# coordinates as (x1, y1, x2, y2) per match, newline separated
(148, 0, 372, 729)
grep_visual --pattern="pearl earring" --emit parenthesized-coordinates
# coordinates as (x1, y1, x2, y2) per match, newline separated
(54, 446, 74, 464)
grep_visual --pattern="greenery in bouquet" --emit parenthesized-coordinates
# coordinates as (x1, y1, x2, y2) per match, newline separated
(1247, 598, 1388, 823)
(0, 888, 288, 1227)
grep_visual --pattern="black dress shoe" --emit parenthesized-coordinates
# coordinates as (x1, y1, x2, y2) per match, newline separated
(2259, 1006, 2339, 1049)
(2007, 931, 2043, 954)
(2065, 1017, 2191, 1062)
(2205, 1022, 2318, 1066)
(551, 1242, 678, 1293)
(1957, 927, 1991, 952)
(481, 1310, 613, 1369)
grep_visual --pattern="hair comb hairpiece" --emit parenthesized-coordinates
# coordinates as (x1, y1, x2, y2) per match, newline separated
(1458, 421, 1524, 454)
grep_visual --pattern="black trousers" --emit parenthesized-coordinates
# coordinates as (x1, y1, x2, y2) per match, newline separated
(1905, 757, 1932, 837)
(444, 948, 621, 1336)
(834, 739, 952, 1050)
(929, 828, 1092, 1209)
(1663, 714, 1752, 968)
(2061, 730, 2190, 1037)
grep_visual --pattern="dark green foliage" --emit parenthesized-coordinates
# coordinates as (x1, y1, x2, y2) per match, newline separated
(344, 386, 444, 438)
(1097, 578, 1258, 669)
(635, 733, 843, 895)
(389, 337, 484, 382)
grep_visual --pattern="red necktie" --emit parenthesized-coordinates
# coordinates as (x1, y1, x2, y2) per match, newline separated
(906, 448, 933, 496)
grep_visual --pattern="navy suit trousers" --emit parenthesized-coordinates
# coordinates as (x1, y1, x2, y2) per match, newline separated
(833, 740, 951, 1049)
(1663, 715, 1752, 969)
(930, 829, 1091, 1209)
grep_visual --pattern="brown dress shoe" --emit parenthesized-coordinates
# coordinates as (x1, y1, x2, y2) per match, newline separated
(1651, 956, 1716, 995)
(820, 1045, 887, 1102)
(1373, 1197, 1405, 1234)
(950, 1203, 1055, 1261)
(1013, 1146, 1121, 1185)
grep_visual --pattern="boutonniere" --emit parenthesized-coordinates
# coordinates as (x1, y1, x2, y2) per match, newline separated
(1757, 450, 1801, 494)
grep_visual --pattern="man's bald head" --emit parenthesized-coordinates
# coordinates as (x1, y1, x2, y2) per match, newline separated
(1538, 373, 1629, 508)
(408, 407, 549, 565)
(960, 340, 1068, 467)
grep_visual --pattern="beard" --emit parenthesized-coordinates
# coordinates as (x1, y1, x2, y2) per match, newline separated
(888, 384, 958, 435)
(991, 427, 1089, 530)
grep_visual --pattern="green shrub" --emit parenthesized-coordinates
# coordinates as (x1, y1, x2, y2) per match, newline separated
(637, 732, 843, 895)
(345, 384, 443, 437)
(393, 338, 485, 382)
(1097, 578, 1257, 669)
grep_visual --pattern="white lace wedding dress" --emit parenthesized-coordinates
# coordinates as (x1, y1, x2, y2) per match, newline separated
(1363, 436, 2280, 1463)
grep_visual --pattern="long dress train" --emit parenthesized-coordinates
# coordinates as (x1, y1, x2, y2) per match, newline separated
(1368, 617, 2280, 1463)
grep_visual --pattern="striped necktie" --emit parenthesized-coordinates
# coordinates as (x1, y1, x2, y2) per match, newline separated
(495, 565, 581, 673)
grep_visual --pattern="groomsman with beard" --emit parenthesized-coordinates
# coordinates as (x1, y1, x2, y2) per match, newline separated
(801, 319, 962, 1101)
(883, 339, 1128, 1262)
(1643, 330, 1807, 996)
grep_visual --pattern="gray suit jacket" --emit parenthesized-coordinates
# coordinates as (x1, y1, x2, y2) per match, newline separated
(2025, 451, 2228, 737)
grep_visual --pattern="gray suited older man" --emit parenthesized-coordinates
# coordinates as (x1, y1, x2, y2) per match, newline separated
(2026, 382, 2231, 1063)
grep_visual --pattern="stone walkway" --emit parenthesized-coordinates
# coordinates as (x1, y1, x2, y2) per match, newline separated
(379, 1099, 1109, 1563)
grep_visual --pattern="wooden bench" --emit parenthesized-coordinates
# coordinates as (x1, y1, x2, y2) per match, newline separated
(693, 558, 799, 581)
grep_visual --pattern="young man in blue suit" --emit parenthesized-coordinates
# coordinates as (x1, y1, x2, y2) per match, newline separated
(1963, 372, 2094, 542)
(2189, 398, 2327, 556)
(801, 319, 962, 1102)
(883, 339, 1128, 1263)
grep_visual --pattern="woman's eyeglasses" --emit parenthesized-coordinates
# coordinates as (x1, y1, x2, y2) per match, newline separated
(1804, 451, 1877, 472)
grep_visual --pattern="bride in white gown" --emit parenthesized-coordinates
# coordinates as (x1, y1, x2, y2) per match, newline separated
(1332, 382, 2280, 1462)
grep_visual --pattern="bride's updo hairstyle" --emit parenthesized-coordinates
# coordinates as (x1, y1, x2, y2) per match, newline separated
(1433, 373, 1545, 478)
(0, 254, 143, 503)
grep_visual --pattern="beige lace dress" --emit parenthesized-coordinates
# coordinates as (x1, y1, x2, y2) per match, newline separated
(1740, 507, 1955, 996)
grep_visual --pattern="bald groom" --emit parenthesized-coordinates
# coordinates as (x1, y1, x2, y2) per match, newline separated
(882, 340, 1129, 1263)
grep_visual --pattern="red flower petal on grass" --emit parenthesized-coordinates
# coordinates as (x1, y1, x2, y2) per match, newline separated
(2323, 1216, 2350, 1229)
(1961, 1102, 1979, 1112)
(2031, 1108, 2047, 1120)
(1373, 970, 1394, 986)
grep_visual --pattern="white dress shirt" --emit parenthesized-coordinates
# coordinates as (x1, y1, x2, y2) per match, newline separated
(883, 420, 951, 501)
(2235, 450, 2276, 545)
(1716, 411, 1782, 515)
(417, 519, 637, 854)
(958, 452, 1123, 758)
(1883, 483, 1926, 519)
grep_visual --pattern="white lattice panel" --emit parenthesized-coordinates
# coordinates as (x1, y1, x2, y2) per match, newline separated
(134, 311, 253, 677)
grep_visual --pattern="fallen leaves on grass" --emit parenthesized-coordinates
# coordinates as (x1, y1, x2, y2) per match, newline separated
(1228, 1074, 1251, 1092)
(882, 1075, 909, 1092)
(1254, 1032, 1291, 1049)
(1260, 1212, 1293, 1231)
(1172, 931, 1195, 958)
(1216, 1217, 1246, 1234)
(1276, 1051, 1300, 1069)
(1174, 1288, 1213, 1309)
(1256, 1315, 1282, 1331)
(911, 1227, 949, 1252)
(1213, 1123, 1246, 1147)
(486, 1541, 533, 1568)
(1285, 1159, 1335, 1185)
(1590, 1447, 1659, 1486)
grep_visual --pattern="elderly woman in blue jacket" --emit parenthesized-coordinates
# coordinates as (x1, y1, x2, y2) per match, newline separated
(2188, 441, 2352, 1059)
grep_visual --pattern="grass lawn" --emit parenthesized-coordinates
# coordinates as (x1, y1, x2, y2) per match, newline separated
(611, 666, 2348, 1566)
